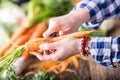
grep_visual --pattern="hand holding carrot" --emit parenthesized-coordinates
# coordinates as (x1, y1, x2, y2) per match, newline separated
(43, 8, 90, 38)
(30, 8, 91, 61)
(30, 38, 81, 61)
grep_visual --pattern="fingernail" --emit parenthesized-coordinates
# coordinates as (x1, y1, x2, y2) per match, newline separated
(43, 33, 46, 38)
(29, 52, 35, 55)
(43, 33, 48, 38)
(39, 44, 43, 49)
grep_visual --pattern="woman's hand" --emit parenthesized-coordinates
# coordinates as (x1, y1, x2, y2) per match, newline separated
(43, 14, 79, 38)
(31, 8, 90, 61)
(43, 8, 90, 38)
(30, 38, 81, 61)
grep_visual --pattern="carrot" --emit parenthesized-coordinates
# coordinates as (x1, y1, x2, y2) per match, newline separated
(74, 0, 82, 5)
(25, 31, 94, 52)
(48, 54, 85, 74)
(28, 55, 86, 74)
(11, 17, 30, 42)
(50, 31, 94, 42)
(4, 26, 36, 55)
(30, 23, 48, 38)
(28, 61, 60, 71)
(22, 22, 48, 59)
(12, 31, 92, 75)
(0, 17, 30, 57)
(71, 56, 79, 68)
(12, 23, 48, 75)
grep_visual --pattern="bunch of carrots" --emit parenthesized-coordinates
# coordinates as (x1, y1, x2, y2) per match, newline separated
(0, 17, 48, 75)
(28, 54, 86, 74)
(0, 18, 47, 57)
(0, 28, 93, 76)
(0, 0, 91, 76)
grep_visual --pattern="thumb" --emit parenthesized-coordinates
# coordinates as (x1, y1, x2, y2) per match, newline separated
(43, 28, 54, 38)
(43, 21, 61, 38)
(59, 30, 64, 36)
(39, 43, 57, 50)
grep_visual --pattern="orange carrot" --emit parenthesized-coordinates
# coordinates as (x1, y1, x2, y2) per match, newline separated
(11, 17, 30, 42)
(25, 31, 93, 52)
(71, 56, 79, 68)
(4, 26, 36, 54)
(30, 23, 48, 38)
(22, 22, 48, 59)
(74, 0, 82, 5)
(0, 17, 30, 57)
(28, 55, 86, 74)
(50, 31, 93, 42)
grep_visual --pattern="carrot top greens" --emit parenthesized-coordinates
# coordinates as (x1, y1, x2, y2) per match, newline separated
(0, 67, 56, 80)
(27, 0, 73, 26)
(0, 46, 25, 76)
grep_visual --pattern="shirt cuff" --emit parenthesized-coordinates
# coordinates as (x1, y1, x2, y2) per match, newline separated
(73, 0, 103, 25)
(73, 1, 102, 30)
(111, 36, 120, 63)
(90, 37, 115, 68)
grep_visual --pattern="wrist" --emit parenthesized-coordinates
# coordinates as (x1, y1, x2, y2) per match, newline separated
(69, 8, 90, 24)
(79, 37, 91, 56)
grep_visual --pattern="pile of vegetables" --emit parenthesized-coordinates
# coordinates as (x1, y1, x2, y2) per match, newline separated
(0, 0, 90, 79)
(0, 30, 93, 76)
(0, 0, 112, 79)
(0, 1, 25, 47)
(27, 0, 74, 26)
(0, 67, 56, 80)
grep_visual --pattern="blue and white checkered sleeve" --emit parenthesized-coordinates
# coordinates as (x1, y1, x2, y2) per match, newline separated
(90, 36, 120, 68)
(111, 36, 120, 63)
(73, 0, 120, 30)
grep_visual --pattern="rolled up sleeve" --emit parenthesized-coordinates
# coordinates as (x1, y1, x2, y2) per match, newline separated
(90, 36, 120, 68)
(73, 0, 120, 30)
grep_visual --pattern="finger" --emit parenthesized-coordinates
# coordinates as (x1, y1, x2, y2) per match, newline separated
(49, 49, 56, 53)
(43, 21, 61, 38)
(59, 30, 64, 36)
(39, 42, 58, 50)
(30, 52, 53, 61)
(54, 49, 72, 61)
(41, 54, 54, 61)
(43, 28, 56, 38)
(37, 49, 63, 61)
(30, 52, 44, 61)
(49, 50, 65, 61)
(44, 50, 51, 55)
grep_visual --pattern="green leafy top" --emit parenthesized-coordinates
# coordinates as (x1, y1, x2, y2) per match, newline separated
(0, 67, 56, 80)
(27, 0, 73, 27)
(0, 46, 25, 76)
(78, 25, 104, 37)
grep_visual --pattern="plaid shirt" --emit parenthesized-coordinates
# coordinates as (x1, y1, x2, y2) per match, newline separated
(90, 36, 120, 68)
(73, 0, 120, 68)
(73, 0, 120, 30)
